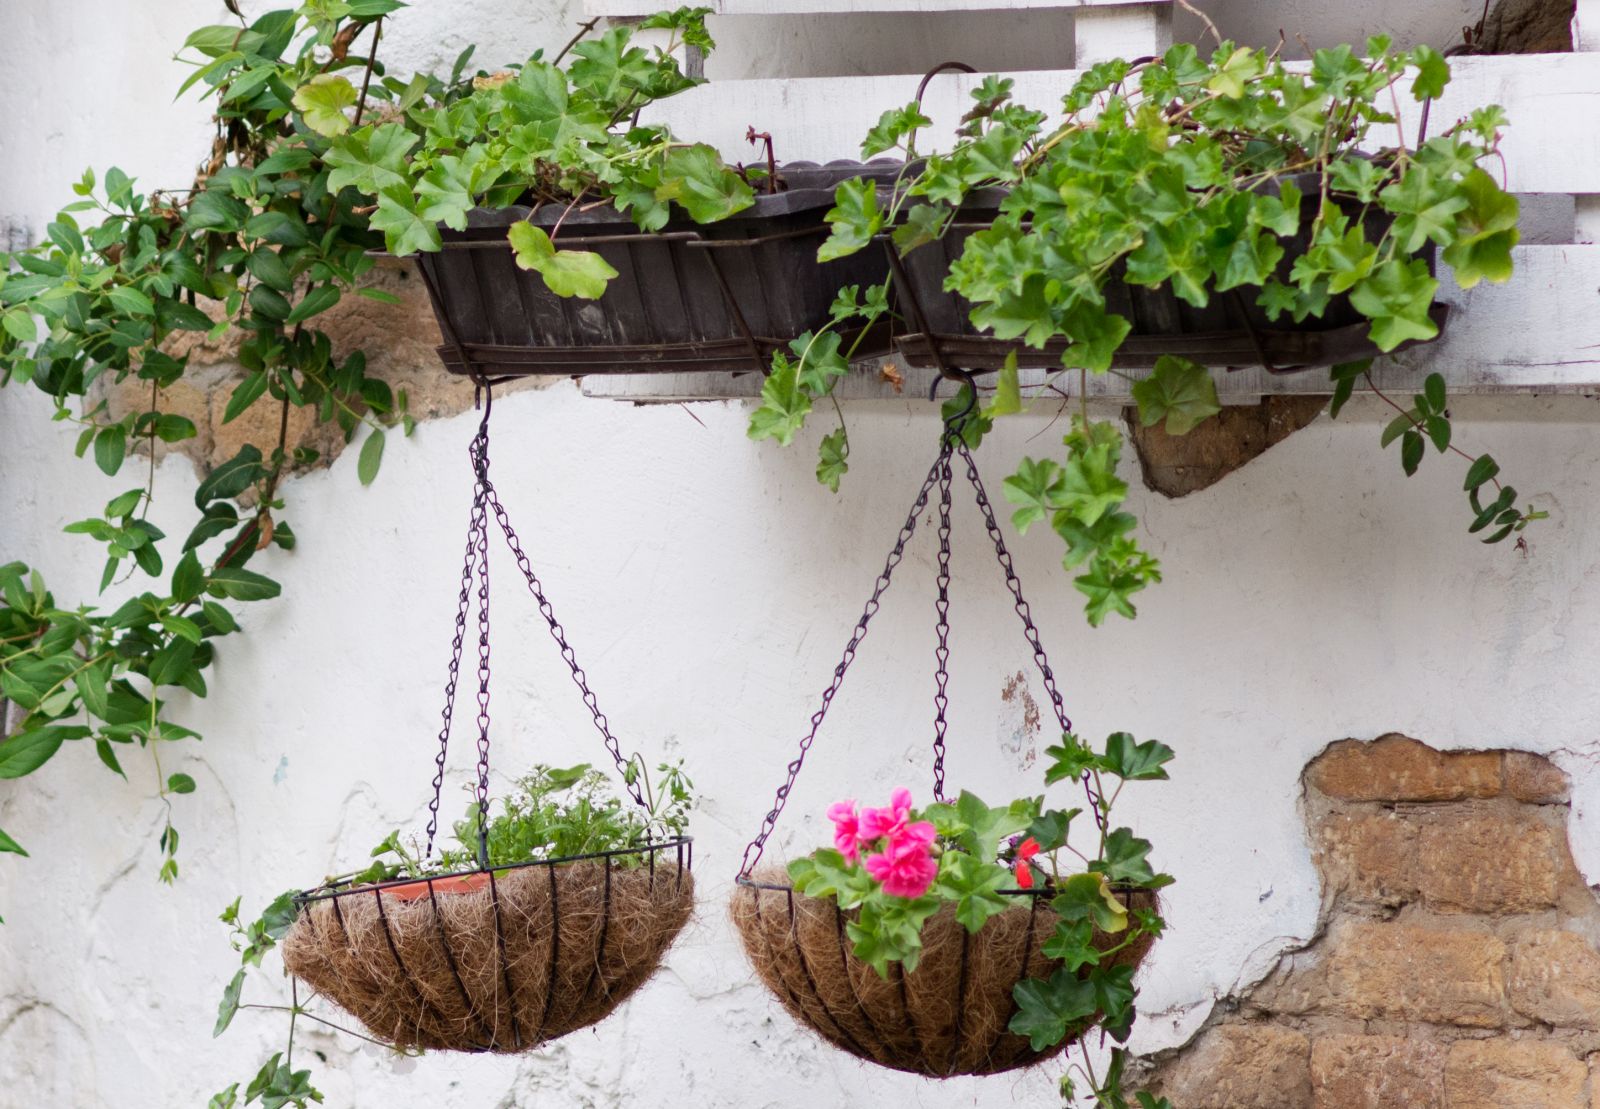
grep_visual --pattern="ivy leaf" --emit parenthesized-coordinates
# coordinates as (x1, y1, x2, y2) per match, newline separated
(371, 184, 443, 257)
(1043, 732, 1101, 785)
(1009, 969, 1098, 1051)
(1411, 45, 1451, 101)
(1092, 827, 1163, 886)
(747, 351, 812, 446)
(507, 222, 618, 299)
(1002, 457, 1066, 533)
(791, 330, 849, 394)
(1442, 169, 1519, 288)
(1130, 356, 1220, 435)
(1058, 443, 1129, 527)
(1076, 558, 1142, 626)
(291, 74, 357, 137)
(816, 427, 848, 492)
(324, 123, 418, 196)
(985, 352, 1023, 418)
(1059, 303, 1132, 374)
(569, 25, 657, 102)
(862, 102, 933, 158)
(1102, 732, 1175, 780)
(1350, 258, 1440, 351)
(1041, 917, 1101, 972)
(818, 177, 883, 262)
(656, 144, 754, 224)
(1206, 46, 1265, 99)
(415, 148, 486, 231)
(937, 851, 1012, 932)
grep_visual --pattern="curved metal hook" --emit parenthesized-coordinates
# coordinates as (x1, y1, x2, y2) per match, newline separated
(907, 61, 977, 155)
(932, 366, 979, 438)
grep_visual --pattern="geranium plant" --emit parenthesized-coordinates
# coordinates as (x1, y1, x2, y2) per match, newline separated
(786, 731, 1173, 1106)
(751, 37, 1544, 625)
(210, 758, 693, 1108)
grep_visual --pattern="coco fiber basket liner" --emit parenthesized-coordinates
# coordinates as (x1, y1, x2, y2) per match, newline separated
(284, 844, 693, 1053)
(732, 877, 1156, 1077)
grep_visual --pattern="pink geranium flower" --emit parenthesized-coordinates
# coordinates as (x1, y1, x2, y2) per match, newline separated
(865, 831, 939, 898)
(827, 799, 861, 862)
(859, 786, 914, 842)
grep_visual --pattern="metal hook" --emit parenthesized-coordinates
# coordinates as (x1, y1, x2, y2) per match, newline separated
(933, 366, 979, 439)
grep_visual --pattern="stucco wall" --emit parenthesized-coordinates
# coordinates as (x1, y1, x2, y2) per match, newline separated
(3, 2, 1599, 1107)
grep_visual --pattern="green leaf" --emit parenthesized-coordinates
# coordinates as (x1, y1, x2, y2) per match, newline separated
(94, 738, 127, 779)
(1423, 372, 1447, 413)
(1044, 733, 1101, 785)
(1041, 917, 1101, 972)
(1002, 457, 1066, 533)
(172, 551, 205, 604)
(222, 371, 269, 425)
(1052, 872, 1130, 933)
(1463, 454, 1500, 491)
(507, 222, 618, 300)
(936, 852, 1012, 933)
(325, 122, 418, 196)
(1093, 827, 1161, 886)
(1206, 46, 1265, 99)
(207, 567, 281, 602)
(292, 74, 358, 137)
(818, 177, 883, 262)
(357, 427, 385, 486)
(370, 183, 443, 257)
(746, 352, 812, 446)
(1103, 732, 1175, 780)
(862, 102, 934, 158)
(148, 639, 197, 688)
(0, 726, 87, 779)
(1130, 356, 1221, 435)
(285, 284, 342, 325)
(985, 352, 1022, 418)
(816, 427, 849, 493)
(1350, 258, 1440, 351)
(94, 426, 127, 476)
(0, 826, 28, 856)
(1442, 169, 1519, 288)
(1009, 969, 1098, 1051)
(168, 772, 197, 794)
(2, 309, 36, 343)
(1401, 428, 1425, 475)
(1411, 45, 1451, 101)
(656, 144, 754, 224)
(214, 969, 245, 1037)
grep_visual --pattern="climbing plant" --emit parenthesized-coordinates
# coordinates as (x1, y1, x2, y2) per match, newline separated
(0, 2, 727, 892)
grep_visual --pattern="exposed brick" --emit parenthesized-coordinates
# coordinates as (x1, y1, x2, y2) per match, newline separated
(1444, 1039, 1586, 1108)
(1321, 921, 1508, 1027)
(1310, 1034, 1445, 1109)
(1505, 751, 1570, 804)
(1415, 808, 1562, 914)
(1509, 930, 1600, 1029)
(1306, 735, 1501, 802)
(1152, 1025, 1312, 1109)
(1314, 810, 1417, 906)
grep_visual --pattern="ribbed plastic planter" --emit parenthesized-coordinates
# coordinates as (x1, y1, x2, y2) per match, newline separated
(415, 161, 902, 378)
(888, 172, 1447, 374)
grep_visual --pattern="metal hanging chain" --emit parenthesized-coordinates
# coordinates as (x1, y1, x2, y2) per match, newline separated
(424, 474, 488, 857)
(955, 440, 1105, 830)
(930, 435, 956, 804)
(473, 442, 650, 814)
(469, 426, 495, 865)
(737, 443, 952, 879)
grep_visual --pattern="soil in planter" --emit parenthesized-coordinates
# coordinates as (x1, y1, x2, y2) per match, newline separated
(731, 874, 1156, 1077)
(282, 859, 693, 1053)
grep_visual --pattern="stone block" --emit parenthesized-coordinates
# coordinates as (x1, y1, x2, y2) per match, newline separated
(1309, 1034, 1446, 1109)
(1505, 752, 1570, 804)
(1509, 930, 1600, 1029)
(1152, 1024, 1312, 1109)
(1306, 735, 1501, 802)
(1415, 808, 1562, 914)
(1444, 1039, 1586, 1108)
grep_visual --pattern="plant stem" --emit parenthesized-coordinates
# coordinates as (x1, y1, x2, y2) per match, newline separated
(1361, 370, 1500, 488)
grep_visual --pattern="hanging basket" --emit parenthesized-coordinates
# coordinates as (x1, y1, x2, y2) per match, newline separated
(415, 161, 902, 379)
(281, 385, 692, 1053)
(887, 171, 1448, 374)
(282, 843, 693, 1053)
(728, 420, 1163, 1076)
(732, 877, 1156, 1077)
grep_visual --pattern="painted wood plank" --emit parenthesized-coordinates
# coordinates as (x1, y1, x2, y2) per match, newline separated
(581, 245, 1600, 402)
(1074, 3, 1172, 66)
(588, 0, 1165, 15)
(634, 53, 1600, 196)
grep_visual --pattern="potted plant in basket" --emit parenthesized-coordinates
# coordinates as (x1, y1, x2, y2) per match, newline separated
(752, 39, 1539, 624)
(335, 6, 897, 378)
(734, 730, 1171, 1100)
(212, 760, 694, 1106)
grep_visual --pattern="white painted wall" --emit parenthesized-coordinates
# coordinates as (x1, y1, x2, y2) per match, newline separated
(3, 2, 1599, 1107)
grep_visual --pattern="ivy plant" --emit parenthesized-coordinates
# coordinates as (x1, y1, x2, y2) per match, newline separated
(790, 730, 1173, 1108)
(751, 38, 1541, 625)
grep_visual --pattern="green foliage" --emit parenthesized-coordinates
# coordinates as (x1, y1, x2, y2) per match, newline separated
(751, 39, 1537, 626)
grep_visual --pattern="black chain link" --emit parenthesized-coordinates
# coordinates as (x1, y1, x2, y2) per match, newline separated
(956, 440, 1106, 830)
(737, 446, 950, 879)
(931, 436, 955, 803)
(425, 388, 651, 868)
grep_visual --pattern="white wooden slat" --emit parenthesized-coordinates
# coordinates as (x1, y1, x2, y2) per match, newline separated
(581, 245, 1600, 403)
(588, 0, 1165, 15)
(1577, 0, 1600, 52)
(1074, 3, 1172, 66)
(634, 53, 1600, 196)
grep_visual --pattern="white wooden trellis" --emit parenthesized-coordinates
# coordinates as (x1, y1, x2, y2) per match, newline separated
(582, 0, 1600, 403)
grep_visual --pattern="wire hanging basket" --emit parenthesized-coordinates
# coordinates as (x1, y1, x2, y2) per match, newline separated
(280, 384, 694, 1054)
(730, 387, 1156, 1077)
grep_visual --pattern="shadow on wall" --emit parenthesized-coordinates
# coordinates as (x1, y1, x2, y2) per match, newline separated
(1133, 734, 1599, 1108)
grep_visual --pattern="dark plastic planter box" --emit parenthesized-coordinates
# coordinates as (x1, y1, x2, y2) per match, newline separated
(888, 172, 1447, 375)
(415, 161, 902, 378)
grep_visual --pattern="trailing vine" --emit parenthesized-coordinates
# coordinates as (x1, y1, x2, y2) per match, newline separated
(753, 38, 1543, 625)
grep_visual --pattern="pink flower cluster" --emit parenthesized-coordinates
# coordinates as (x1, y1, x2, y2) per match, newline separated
(827, 788, 938, 898)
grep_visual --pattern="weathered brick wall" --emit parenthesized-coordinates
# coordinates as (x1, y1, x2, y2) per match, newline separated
(1137, 735, 1599, 1109)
